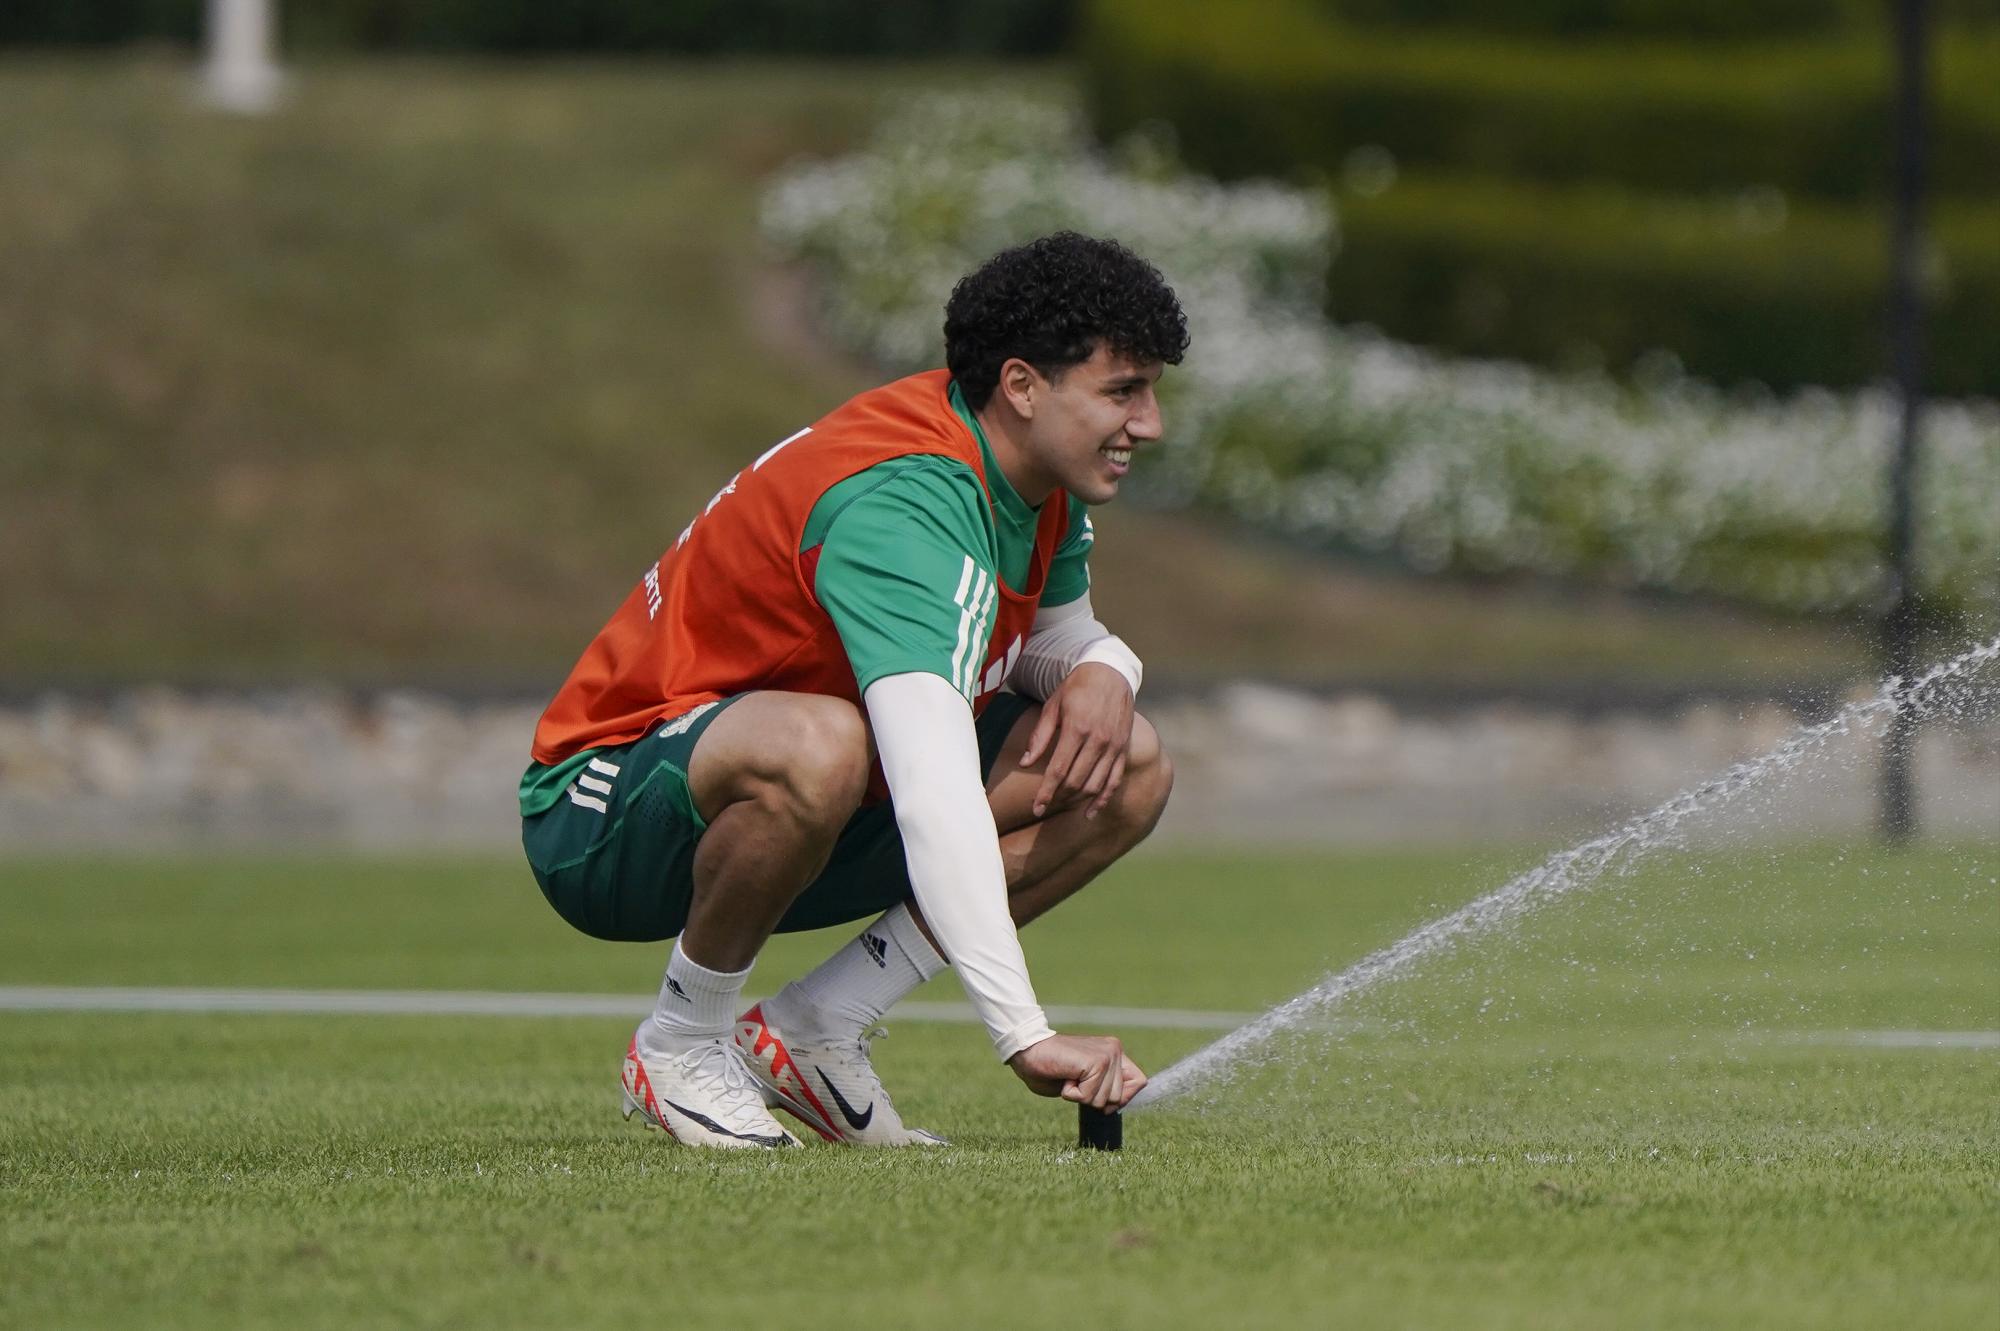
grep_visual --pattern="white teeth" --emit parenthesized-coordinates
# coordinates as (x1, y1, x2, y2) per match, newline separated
(1103, 447, 1132, 464)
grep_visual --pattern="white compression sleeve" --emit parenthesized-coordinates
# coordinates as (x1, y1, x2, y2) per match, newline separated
(862, 671, 1055, 1060)
(1008, 591, 1143, 702)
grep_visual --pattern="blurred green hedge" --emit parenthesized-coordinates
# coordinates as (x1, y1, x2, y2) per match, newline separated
(1084, 0, 2000, 203)
(1084, 0, 2000, 390)
(1, 0, 1076, 54)
(1333, 176, 2000, 395)
(1320, 0, 2000, 40)
(1, 0, 199, 44)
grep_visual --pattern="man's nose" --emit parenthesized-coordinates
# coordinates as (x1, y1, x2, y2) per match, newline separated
(1126, 392, 1163, 441)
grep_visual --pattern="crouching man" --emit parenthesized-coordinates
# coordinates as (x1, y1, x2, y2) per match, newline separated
(520, 232, 1185, 1146)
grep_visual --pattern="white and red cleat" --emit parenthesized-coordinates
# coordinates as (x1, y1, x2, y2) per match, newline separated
(734, 998, 948, 1147)
(620, 1029, 799, 1149)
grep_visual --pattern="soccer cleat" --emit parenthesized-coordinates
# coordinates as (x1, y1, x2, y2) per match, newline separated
(620, 1029, 800, 1149)
(734, 998, 948, 1147)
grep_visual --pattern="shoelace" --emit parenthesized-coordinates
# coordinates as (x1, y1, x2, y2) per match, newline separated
(829, 1026, 896, 1108)
(673, 1040, 767, 1128)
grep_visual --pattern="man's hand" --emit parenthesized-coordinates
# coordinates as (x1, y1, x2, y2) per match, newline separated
(1019, 661, 1134, 820)
(1007, 1033, 1148, 1110)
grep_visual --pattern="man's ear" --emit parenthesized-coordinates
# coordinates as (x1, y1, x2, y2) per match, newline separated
(997, 358, 1039, 421)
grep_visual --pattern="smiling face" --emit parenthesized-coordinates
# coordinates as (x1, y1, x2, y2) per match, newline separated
(995, 343, 1166, 507)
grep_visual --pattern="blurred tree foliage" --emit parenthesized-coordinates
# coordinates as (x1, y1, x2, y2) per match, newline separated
(1084, 0, 2000, 393)
(0, 0, 1077, 54)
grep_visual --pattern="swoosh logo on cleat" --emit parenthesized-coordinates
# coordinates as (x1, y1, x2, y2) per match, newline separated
(661, 1098, 790, 1146)
(815, 1069, 874, 1131)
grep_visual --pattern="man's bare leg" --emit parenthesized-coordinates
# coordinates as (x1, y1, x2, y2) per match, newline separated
(679, 692, 871, 970)
(778, 703, 1172, 1031)
(624, 691, 872, 1148)
(638, 692, 869, 1048)
(895, 705, 1172, 950)
(782, 703, 1173, 1012)
(984, 707, 1174, 926)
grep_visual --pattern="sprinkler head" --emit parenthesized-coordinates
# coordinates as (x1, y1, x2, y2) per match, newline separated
(1078, 1103, 1122, 1151)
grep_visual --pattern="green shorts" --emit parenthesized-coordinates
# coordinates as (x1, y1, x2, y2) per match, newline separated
(522, 691, 1036, 943)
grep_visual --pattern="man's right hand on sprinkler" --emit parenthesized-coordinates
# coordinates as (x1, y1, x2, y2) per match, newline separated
(1009, 1033, 1147, 1110)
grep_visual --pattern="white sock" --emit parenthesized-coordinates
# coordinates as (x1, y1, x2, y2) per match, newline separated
(782, 903, 948, 1034)
(642, 941, 751, 1052)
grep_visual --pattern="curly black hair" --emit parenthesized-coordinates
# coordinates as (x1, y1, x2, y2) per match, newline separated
(943, 232, 1189, 410)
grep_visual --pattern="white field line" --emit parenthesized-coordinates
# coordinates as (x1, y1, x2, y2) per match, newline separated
(1783, 1029, 2000, 1050)
(0, 988, 1991, 1050)
(0, 986, 1255, 1031)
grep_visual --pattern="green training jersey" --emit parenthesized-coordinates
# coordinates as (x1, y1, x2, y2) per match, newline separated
(804, 381, 1092, 698)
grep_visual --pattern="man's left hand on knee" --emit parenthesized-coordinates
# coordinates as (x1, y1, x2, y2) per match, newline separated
(1018, 662, 1137, 820)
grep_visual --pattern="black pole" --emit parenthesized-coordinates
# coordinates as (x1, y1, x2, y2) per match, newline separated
(1879, 0, 1929, 845)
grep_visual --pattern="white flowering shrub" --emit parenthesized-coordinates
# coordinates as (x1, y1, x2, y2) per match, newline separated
(761, 94, 1999, 617)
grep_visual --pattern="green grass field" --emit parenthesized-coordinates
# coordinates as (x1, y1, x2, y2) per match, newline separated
(3, 845, 1994, 1328)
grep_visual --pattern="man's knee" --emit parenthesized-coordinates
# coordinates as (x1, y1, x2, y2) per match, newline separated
(714, 696, 870, 832)
(771, 699, 870, 820)
(1108, 713, 1173, 834)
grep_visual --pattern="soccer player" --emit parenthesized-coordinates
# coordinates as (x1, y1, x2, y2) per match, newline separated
(520, 232, 1187, 1147)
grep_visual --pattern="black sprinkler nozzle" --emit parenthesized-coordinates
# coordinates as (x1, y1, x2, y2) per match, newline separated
(1078, 1103, 1123, 1151)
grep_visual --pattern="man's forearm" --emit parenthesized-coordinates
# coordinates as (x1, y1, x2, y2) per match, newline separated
(1010, 592, 1143, 701)
(863, 671, 1055, 1060)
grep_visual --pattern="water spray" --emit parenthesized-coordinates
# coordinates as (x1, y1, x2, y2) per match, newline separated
(1130, 634, 2000, 1111)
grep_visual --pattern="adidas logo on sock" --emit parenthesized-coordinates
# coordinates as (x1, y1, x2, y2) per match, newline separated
(666, 977, 690, 1001)
(861, 934, 889, 968)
